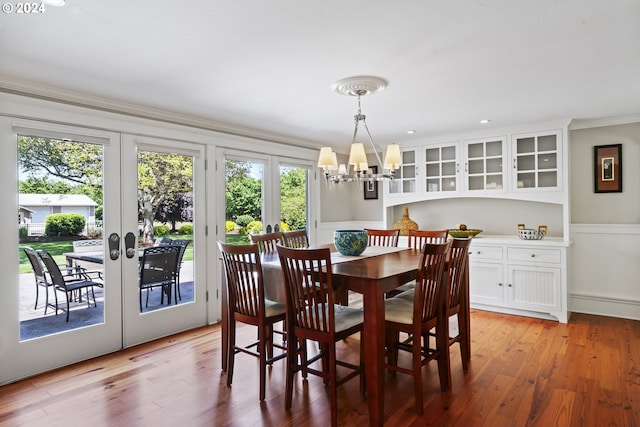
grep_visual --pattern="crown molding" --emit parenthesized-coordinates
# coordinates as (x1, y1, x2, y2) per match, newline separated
(0, 76, 324, 150)
(569, 114, 640, 130)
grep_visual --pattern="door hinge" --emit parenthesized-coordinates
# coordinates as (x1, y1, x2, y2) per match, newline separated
(206, 290, 209, 302)
(216, 289, 219, 299)
(215, 159, 218, 171)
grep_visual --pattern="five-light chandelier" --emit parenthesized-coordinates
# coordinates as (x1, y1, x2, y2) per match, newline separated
(317, 76, 402, 183)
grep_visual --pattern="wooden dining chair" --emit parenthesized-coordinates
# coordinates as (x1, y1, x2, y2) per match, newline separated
(249, 231, 283, 253)
(277, 244, 365, 427)
(384, 241, 451, 414)
(280, 229, 309, 248)
(387, 228, 450, 298)
(408, 229, 449, 250)
(364, 228, 400, 247)
(442, 238, 472, 375)
(37, 249, 101, 322)
(218, 241, 286, 401)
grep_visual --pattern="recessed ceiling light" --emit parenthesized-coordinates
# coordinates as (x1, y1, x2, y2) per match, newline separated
(407, 130, 416, 134)
(479, 119, 491, 124)
(41, 0, 66, 6)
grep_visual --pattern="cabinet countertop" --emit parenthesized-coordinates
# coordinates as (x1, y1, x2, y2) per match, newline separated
(467, 235, 571, 247)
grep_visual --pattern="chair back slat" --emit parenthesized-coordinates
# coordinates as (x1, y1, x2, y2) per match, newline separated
(249, 232, 283, 253)
(408, 229, 449, 250)
(280, 229, 309, 248)
(446, 238, 471, 311)
(414, 241, 450, 322)
(37, 249, 67, 286)
(277, 245, 333, 334)
(218, 242, 265, 318)
(364, 228, 400, 247)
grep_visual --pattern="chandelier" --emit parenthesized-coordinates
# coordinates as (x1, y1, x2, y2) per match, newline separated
(317, 76, 402, 183)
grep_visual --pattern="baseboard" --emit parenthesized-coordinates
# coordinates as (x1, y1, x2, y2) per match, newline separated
(569, 292, 640, 321)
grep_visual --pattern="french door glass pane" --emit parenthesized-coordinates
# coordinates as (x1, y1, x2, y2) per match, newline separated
(225, 159, 264, 244)
(137, 150, 195, 313)
(280, 166, 308, 232)
(18, 135, 105, 340)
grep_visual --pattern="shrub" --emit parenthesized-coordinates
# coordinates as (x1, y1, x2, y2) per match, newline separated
(279, 221, 291, 232)
(19, 226, 28, 238)
(225, 221, 236, 232)
(235, 215, 254, 228)
(45, 213, 85, 236)
(154, 224, 170, 236)
(246, 220, 262, 234)
(178, 224, 193, 235)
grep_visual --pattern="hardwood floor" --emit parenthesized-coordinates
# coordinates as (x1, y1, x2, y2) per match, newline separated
(1, 305, 639, 426)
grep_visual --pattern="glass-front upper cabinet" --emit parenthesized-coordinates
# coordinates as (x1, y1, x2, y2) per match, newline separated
(463, 137, 507, 193)
(424, 142, 458, 194)
(512, 130, 562, 191)
(388, 147, 418, 195)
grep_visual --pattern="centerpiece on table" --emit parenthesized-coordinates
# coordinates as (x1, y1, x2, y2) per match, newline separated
(334, 229, 368, 256)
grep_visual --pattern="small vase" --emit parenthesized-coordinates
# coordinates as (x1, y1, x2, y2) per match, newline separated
(393, 206, 418, 236)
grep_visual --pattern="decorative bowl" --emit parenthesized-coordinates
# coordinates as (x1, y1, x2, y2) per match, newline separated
(518, 229, 545, 240)
(334, 229, 368, 256)
(448, 229, 483, 238)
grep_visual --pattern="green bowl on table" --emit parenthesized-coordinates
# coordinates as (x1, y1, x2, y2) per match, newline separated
(448, 229, 482, 238)
(334, 230, 368, 256)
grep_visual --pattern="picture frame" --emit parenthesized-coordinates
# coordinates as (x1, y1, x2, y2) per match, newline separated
(363, 166, 379, 200)
(594, 144, 622, 193)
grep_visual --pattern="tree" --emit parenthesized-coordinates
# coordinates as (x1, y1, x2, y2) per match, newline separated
(225, 160, 262, 220)
(18, 137, 103, 187)
(155, 192, 193, 232)
(138, 152, 193, 243)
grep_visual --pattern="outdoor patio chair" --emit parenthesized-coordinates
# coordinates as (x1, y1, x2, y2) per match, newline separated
(23, 247, 52, 310)
(37, 249, 102, 322)
(139, 245, 182, 310)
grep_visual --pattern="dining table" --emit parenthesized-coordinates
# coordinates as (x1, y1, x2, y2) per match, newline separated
(220, 244, 425, 427)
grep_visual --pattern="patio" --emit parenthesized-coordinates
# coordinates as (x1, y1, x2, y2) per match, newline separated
(18, 261, 194, 340)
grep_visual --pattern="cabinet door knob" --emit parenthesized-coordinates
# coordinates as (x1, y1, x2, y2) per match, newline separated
(508, 284, 513, 287)
(531, 254, 536, 258)
(498, 283, 503, 287)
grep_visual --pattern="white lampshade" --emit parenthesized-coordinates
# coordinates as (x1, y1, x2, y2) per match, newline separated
(348, 142, 368, 172)
(383, 143, 402, 170)
(329, 152, 338, 171)
(318, 147, 336, 169)
(338, 164, 347, 174)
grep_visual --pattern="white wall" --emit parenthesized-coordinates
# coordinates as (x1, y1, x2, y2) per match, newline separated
(568, 122, 640, 320)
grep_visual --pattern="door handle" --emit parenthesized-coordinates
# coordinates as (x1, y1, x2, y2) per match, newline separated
(108, 233, 120, 260)
(124, 232, 136, 258)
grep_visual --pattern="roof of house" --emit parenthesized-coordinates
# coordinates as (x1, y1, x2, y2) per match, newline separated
(19, 194, 98, 207)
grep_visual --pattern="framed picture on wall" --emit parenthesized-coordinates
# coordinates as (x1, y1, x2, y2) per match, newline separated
(594, 144, 622, 193)
(363, 166, 378, 200)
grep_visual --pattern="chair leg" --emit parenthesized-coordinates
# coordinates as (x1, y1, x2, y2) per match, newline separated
(284, 335, 297, 410)
(458, 311, 471, 372)
(436, 318, 452, 393)
(65, 289, 71, 322)
(259, 324, 267, 401)
(227, 318, 236, 388)
(412, 333, 423, 415)
(328, 343, 338, 427)
(34, 283, 39, 309)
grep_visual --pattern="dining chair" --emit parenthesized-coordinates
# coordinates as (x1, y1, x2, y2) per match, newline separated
(387, 228, 450, 298)
(364, 228, 400, 247)
(249, 231, 283, 253)
(23, 247, 52, 310)
(280, 229, 309, 248)
(277, 244, 364, 427)
(384, 241, 451, 414)
(218, 241, 286, 401)
(138, 245, 182, 310)
(37, 249, 101, 322)
(441, 238, 472, 375)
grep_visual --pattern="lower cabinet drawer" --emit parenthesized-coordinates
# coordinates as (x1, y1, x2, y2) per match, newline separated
(507, 247, 561, 264)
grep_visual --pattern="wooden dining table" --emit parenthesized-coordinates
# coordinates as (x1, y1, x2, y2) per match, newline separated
(220, 245, 425, 426)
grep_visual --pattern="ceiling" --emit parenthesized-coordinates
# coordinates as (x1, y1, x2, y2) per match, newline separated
(1, 0, 639, 152)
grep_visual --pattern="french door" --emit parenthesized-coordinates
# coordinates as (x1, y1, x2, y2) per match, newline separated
(0, 117, 207, 384)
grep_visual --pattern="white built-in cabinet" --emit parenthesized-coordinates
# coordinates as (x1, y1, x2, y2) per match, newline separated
(384, 129, 563, 203)
(383, 125, 570, 322)
(468, 236, 567, 322)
